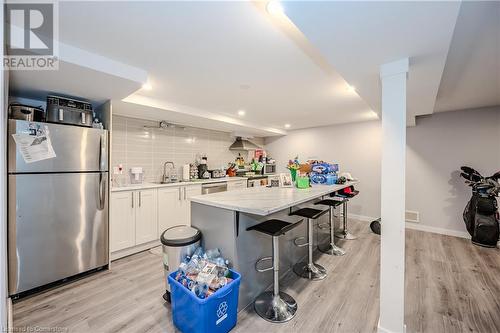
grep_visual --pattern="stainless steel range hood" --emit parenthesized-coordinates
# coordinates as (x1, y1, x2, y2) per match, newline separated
(229, 137, 260, 151)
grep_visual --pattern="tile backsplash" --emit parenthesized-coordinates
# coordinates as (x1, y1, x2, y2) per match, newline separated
(111, 116, 263, 183)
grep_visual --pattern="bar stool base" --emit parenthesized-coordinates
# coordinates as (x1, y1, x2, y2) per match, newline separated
(318, 243, 346, 256)
(335, 231, 358, 240)
(254, 291, 297, 323)
(293, 262, 327, 280)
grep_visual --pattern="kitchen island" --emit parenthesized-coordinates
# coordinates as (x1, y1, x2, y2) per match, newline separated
(190, 181, 357, 310)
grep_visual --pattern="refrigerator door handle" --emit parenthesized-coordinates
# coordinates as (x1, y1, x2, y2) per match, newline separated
(98, 173, 106, 210)
(99, 133, 106, 171)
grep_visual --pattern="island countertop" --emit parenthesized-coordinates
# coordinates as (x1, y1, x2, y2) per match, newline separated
(190, 181, 358, 216)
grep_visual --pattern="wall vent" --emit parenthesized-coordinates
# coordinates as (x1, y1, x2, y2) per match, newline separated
(405, 210, 420, 223)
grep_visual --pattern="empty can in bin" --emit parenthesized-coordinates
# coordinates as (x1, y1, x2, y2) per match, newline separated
(161, 225, 201, 302)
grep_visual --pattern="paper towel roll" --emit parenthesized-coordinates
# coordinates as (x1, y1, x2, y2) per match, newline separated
(182, 164, 190, 181)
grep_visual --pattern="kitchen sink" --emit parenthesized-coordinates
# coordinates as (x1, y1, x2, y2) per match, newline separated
(152, 180, 183, 184)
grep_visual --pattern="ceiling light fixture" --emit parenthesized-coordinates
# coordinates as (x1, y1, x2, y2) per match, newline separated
(346, 85, 356, 93)
(237, 109, 246, 116)
(284, 123, 291, 129)
(142, 83, 152, 90)
(266, 1, 284, 16)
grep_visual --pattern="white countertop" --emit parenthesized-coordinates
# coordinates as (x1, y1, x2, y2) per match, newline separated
(190, 181, 358, 216)
(111, 177, 248, 192)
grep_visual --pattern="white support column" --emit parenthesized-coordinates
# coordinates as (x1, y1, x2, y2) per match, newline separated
(378, 58, 409, 333)
(1, 1, 8, 329)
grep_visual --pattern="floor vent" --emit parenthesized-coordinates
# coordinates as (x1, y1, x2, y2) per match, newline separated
(405, 210, 420, 223)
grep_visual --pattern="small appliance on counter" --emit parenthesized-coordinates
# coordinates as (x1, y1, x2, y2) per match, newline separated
(46, 95, 93, 128)
(198, 156, 210, 179)
(8, 103, 45, 122)
(263, 163, 276, 175)
(129, 167, 144, 184)
(209, 169, 225, 178)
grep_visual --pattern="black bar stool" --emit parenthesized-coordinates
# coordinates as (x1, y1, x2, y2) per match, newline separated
(331, 186, 360, 240)
(247, 218, 303, 323)
(290, 207, 329, 280)
(315, 199, 346, 256)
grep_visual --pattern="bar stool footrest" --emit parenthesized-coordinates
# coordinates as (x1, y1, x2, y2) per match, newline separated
(317, 223, 330, 230)
(293, 236, 308, 247)
(255, 256, 273, 272)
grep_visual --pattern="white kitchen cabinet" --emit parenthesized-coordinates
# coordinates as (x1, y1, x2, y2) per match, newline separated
(110, 191, 135, 252)
(158, 185, 202, 236)
(135, 189, 158, 244)
(182, 185, 202, 225)
(157, 187, 184, 237)
(227, 180, 247, 191)
(111, 184, 201, 258)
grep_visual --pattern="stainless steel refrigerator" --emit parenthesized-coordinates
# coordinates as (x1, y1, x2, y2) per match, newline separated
(8, 119, 109, 295)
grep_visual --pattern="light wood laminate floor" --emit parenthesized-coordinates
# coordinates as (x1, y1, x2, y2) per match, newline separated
(12, 220, 500, 332)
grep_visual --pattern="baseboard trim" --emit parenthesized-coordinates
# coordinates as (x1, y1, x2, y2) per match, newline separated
(346, 213, 471, 239)
(110, 240, 161, 261)
(346, 213, 377, 222)
(405, 223, 470, 239)
(377, 324, 406, 333)
(377, 319, 406, 333)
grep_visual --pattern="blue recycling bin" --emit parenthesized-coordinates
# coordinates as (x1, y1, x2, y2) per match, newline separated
(168, 270, 241, 333)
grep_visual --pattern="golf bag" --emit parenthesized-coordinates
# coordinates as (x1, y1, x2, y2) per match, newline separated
(461, 166, 500, 247)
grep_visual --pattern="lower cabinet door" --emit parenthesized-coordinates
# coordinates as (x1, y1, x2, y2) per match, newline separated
(158, 187, 183, 237)
(227, 180, 247, 191)
(135, 189, 158, 244)
(182, 185, 202, 226)
(110, 191, 135, 252)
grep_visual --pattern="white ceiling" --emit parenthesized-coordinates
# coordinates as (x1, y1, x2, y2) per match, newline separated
(56, 1, 374, 134)
(283, 1, 462, 125)
(9, 40, 147, 105)
(434, 1, 500, 113)
(9, 1, 499, 135)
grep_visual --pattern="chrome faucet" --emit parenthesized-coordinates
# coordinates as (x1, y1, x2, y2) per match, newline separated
(163, 161, 175, 183)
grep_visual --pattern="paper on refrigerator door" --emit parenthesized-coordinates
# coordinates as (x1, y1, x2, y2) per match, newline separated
(12, 125, 56, 163)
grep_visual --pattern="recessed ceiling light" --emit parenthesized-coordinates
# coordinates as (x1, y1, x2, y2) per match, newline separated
(237, 110, 246, 116)
(346, 85, 356, 93)
(142, 83, 152, 90)
(266, 1, 284, 16)
(284, 124, 291, 129)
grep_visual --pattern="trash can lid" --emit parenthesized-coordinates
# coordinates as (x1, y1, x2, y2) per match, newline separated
(161, 225, 201, 247)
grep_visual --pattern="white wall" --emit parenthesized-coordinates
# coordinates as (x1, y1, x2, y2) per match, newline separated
(111, 115, 264, 184)
(265, 120, 382, 219)
(264, 107, 500, 236)
(406, 107, 500, 236)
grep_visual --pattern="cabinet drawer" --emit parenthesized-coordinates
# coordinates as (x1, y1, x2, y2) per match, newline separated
(227, 180, 247, 191)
